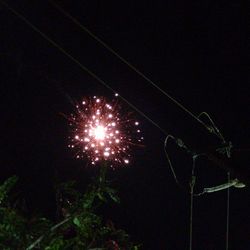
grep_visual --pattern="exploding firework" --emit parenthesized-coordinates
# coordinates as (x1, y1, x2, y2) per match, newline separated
(68, 96, 143, 168)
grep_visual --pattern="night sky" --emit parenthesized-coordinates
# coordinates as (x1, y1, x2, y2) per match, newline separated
(1, 1, 248, 249)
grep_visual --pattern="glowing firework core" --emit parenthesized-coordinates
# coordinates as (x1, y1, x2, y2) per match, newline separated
(68, 96, 143, 167)
(92, 125, 106, 140)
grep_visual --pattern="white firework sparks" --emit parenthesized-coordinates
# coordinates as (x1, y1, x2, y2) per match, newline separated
(68, 96, 143, 168)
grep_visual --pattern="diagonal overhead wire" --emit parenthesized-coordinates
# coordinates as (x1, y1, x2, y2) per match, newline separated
(0, 0, 168, 136)
(48, 0, 210, 131)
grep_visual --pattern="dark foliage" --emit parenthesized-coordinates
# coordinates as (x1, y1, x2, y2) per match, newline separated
(0, 168, 141, 250)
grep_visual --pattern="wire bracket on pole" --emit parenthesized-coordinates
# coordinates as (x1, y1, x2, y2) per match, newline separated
(164, 113, 247, 250)
(189, 155, 197, 250)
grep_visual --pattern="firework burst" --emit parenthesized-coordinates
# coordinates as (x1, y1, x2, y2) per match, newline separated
(68, 96, 143, 168)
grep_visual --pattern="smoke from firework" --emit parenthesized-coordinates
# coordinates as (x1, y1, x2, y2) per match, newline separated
(68, 96, 143, 168)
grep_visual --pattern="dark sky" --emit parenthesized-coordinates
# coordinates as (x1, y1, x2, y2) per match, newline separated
(1, 1, 248, 249)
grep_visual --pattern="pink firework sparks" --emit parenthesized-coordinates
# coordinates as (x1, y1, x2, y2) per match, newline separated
(68, 96, 143, 167)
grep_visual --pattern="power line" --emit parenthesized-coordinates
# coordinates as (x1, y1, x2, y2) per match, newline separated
(226, 172, 230, 250)
(48, 0, 210, 131)
(0, 0, 168, 136)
